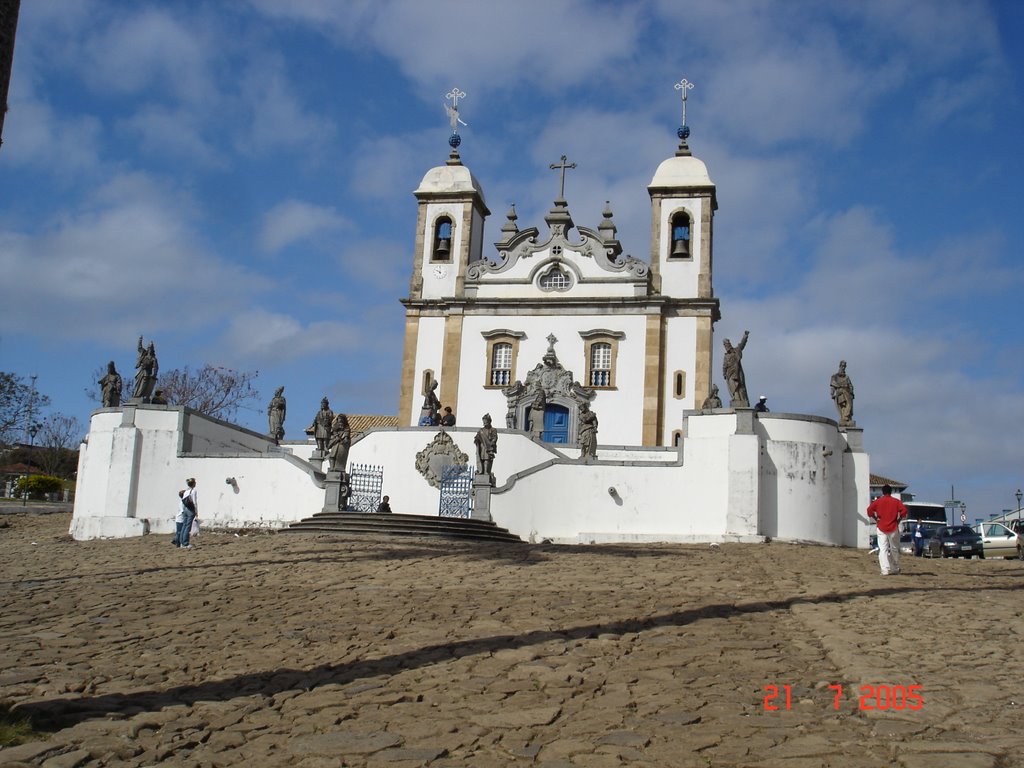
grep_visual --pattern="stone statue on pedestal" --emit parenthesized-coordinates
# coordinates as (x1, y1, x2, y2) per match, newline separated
(327, 413, 351, 473)
(579, 402, 598, 460)
(722, 330, 750, 408)
(132, 336, 159, 402)
(420, 379, 441, 425)
(529, 388, 546, 438)
(268, 386, 286, 444)
(474, 413, 498, 479)
(307, 397, 333, 454)
(99, 361, 122, 408)
(701, 384, 722, 410)
(830, 360, 855, 426)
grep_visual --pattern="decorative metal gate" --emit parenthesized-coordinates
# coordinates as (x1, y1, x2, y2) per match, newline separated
(438, 464, 473, 518)
(348, 463, 384, 513)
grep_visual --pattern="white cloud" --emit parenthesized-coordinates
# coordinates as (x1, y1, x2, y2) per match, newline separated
(717, 203, 1024, 507)
(335, 238, 410, 290)
(116, 105, 223, 166)
(3, 94, 103, 173)
(82, 7, 218, 107)
(259, 200, 351, 253)
(0, 174, 269, 342)
(247, 0, 643, 95)
(237, 57, 336, 154)
(215, 309, 363, 366)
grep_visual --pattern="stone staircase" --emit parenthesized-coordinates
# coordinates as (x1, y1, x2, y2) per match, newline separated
(279, 511, 524, 544)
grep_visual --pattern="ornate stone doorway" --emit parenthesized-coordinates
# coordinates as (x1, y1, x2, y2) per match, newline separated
(503, 334, 593, 444)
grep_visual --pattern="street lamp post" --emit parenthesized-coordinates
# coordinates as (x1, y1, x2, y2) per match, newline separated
(1016, 489, 1022, 523)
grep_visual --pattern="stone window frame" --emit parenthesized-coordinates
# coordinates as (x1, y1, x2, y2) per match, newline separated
(482, 329, 525, 388)
(668, 207, 693, 261)
(430, 214, 455, 263)
(672, 429, 683, 446)
(673, 370, 687, 400)
(579, 329, 625, 390)
(537, 262, 573, 292)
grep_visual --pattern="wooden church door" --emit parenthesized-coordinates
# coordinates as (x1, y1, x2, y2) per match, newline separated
(543, 404, 570, 443)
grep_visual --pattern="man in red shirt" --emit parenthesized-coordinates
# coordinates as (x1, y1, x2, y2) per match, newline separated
(866, 484, 908, 575)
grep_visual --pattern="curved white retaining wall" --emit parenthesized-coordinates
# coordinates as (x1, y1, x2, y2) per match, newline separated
(72, 405, 870, 547)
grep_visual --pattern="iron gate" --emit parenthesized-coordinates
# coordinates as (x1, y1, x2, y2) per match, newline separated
(438, 464, 473, 518)
(348, 463, 384, 513)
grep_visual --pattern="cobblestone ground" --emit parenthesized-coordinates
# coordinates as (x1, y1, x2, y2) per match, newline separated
(1, 513, 1022, 768)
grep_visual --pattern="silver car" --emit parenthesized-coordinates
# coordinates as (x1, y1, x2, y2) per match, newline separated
(973, 522, 1024, 559)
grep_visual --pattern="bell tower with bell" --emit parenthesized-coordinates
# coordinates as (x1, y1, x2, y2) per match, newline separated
(400, 87, 490, 424)
(646, 78, 719, 422)
(408, 87, 489, 303)
(647, 78, 716, 301)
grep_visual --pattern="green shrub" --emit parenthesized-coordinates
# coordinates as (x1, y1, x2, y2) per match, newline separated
(14, 474, 64, 499)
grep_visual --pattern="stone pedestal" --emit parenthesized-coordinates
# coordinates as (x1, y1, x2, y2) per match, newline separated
(310, 449, 325, 467)
(840, 426, 863, 452)
(472, 473, 493, 521)
(323, 471, 350, 513)
(733, 407, 755, 435)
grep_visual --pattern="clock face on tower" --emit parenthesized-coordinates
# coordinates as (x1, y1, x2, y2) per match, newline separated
(433, 266, 448, 279)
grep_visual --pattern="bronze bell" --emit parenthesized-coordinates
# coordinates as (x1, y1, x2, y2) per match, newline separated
(435, 237, 451, 258)
(671, 236, 689, 257)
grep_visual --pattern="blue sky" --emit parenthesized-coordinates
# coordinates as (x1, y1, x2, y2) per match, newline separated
(2, 0, 1022, 519)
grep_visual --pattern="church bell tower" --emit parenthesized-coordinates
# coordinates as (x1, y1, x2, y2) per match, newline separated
(399, 89, 489, 424)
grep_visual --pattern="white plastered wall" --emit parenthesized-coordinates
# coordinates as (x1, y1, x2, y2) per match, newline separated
(660, 314, 699, 444)
(71, 406, 324, 540)
(409, 315, 447, 424)
(72, 406, 869, 549)
(457, 313, 649, 445)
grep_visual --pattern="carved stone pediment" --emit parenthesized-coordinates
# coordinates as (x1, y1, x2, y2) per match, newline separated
(415, 431, 470, 489)
(503, 334, 594, 433)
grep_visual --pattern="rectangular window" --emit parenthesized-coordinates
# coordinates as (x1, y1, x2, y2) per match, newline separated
(589, 343, 612, 387)
(490, 342, 512, 386)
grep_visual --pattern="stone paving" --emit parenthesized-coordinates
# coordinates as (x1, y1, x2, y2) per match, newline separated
(1, 512, 1022, 768)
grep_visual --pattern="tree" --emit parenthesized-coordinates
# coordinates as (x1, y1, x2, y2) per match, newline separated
(15, 474, 64, 500)
(0, 372, 50, 447)
(157, 365, 260, 422)
(36, 413, 82, 478)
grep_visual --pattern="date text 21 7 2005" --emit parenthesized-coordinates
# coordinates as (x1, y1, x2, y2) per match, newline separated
(763, 684, 923, 711)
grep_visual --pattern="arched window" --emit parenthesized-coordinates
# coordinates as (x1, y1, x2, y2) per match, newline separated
(669, 211, 691, 259)
(538, 264, 572, 292)
(673, 370, 686, 400)
(432, 216, 453, 262)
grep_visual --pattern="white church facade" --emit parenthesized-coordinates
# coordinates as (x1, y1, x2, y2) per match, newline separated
(71, 111, 871, 548)
(399, 142, 718, 449)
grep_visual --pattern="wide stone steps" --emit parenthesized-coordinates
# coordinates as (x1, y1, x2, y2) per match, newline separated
(280, 511, 524, 544)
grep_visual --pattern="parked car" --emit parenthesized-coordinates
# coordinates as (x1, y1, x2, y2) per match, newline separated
(900, 521, 946, 555)
(973, 522, 1024, 560)
(923, 526, 984, 559)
